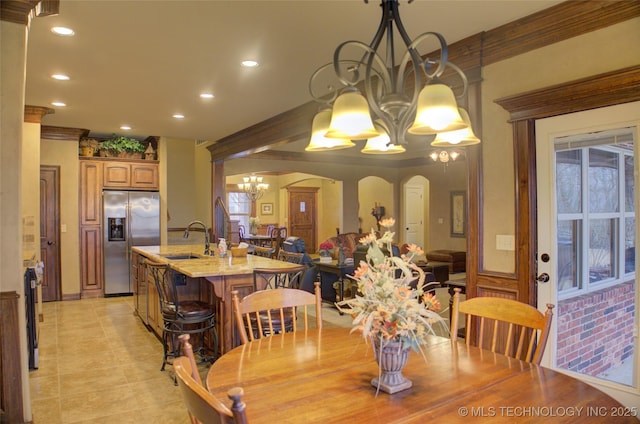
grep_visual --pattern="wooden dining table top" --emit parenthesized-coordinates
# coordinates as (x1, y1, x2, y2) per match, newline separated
(206, 328, 636, 423)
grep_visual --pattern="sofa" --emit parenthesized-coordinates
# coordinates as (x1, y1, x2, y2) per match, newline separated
(425, 249, 466, 273)
(320, 232, 371, 260)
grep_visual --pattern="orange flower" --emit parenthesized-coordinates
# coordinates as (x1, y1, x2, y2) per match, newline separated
(406, 243, 424, 256)
(422, 292, 441, 311)
(354, 263, 369, 279)
(379, 217, 396, 228)
(396, 287, 411, 301)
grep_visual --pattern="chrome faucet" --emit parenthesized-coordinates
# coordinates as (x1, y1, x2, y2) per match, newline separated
(184, 220, 211, 255)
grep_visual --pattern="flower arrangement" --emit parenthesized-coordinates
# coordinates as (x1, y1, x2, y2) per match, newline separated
(249, 216, 260, 234)
(318, 241, 334, 257)
(336, 218, 448, 355)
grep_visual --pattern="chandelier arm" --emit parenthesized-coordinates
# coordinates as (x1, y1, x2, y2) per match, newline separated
(332, 40, 392, 90)
(399, 31, 449, 84)
(308, 62, 338, 106)
(442, 61, 469, 100)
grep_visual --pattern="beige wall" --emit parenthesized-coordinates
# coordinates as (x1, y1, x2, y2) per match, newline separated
(358, 176, 394, 232)
(40, 139, 81, 296)
(481, 17, 640, 273)
(2, 17, 32, 421)
(22, 123, 41, 261)
(165, 138, 198, 227)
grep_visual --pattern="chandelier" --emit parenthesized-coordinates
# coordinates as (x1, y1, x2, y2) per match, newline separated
(237, 174, 269, 201)
(430, 150, 461, 163)
(306, 0, 480, 154)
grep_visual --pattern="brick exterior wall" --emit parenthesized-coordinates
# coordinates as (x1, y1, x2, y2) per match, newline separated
(556, 281, 635, 377)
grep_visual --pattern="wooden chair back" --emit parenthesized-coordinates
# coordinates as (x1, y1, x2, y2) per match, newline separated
(238, 225, 246, 243)
(451, 288, 554, 364)
(232, 282, 322, 344)
(174, 356, 248, 424)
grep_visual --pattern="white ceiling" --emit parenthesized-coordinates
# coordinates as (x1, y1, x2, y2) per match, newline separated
(26, 0, 562, 147)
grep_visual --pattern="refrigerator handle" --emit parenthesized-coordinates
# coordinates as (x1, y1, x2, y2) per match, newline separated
(127, 202, 132, 256)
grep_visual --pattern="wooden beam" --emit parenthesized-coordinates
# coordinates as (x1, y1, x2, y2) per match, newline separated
(207, 0, 640, 162)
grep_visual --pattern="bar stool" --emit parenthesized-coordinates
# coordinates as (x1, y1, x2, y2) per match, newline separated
(145, 260, 218, 381)
(253, 265, 307, 290)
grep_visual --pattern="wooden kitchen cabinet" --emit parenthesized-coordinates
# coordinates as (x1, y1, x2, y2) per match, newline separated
(131, 163, 159, 189)
(80, 225, 103, 297)
(80, 160, 103, 225)
(147, 274, 161, 336)
(79, 158, 159, 298)
(103, 160, 159, 190)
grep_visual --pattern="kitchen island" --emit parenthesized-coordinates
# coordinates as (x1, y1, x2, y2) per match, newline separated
(131, 244, 302, 354)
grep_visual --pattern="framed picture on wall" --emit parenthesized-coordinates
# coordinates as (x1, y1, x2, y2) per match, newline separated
(261, 203, 273, 215)
(450, 191, 466, 238)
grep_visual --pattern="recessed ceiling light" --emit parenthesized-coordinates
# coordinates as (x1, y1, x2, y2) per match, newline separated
(51, 101, 66, 107)
(120, 125, 132, 130)
(241, 60, 259, 68)
(51, 27, 74, 36)
(200, 93, 214, 99)
(173, 114, 185, 119)
(51, 74, 70, 81)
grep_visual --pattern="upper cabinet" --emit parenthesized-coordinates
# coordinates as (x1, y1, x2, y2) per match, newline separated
(102, 160, 159, 190)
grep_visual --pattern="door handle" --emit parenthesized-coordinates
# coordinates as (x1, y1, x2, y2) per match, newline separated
(536, 273, 550, 283)
(47, 241, 55, 246)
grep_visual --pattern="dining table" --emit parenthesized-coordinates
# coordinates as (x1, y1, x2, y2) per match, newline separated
(242, 234, 275, 247)
(206, 328, 637, 423)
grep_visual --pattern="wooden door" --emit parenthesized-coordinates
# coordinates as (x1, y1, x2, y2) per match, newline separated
(40, 166, 61, 301)
(288, 187, 318, 253)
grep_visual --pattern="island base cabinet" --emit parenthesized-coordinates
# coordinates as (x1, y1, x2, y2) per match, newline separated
(204, 274, 255, 354)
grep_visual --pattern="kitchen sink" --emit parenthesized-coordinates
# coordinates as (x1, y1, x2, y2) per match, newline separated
(162, 254, 201, 260)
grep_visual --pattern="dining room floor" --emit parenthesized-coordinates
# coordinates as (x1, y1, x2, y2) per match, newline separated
(29, 285, 453, 423)
(29, 293, 360, 424)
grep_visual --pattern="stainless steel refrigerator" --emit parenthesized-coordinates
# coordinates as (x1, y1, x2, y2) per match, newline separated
(103, 190, 160, 295)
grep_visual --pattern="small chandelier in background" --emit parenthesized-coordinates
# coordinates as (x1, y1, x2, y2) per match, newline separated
(238, 174, 269, 201)
(306, 0, 481, 154)
(430, 150, 461, 163)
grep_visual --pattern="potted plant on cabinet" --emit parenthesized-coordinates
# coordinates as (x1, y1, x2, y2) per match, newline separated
(99, 134, 146, 158)
(79, 138, 100, 157)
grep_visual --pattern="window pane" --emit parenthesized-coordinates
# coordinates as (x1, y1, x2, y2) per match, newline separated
(625, 154, 634, 213)
(557, 219, 580, 291)
(588, 218, 616, 283)
(589, 149, 618, 213)
(625, 217, 635, 274)
(556, 150, 582, 214)
(228, 191, 250, 229)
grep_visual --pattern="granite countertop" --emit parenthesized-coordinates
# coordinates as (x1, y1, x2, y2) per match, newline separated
(132, 244, 301, 278)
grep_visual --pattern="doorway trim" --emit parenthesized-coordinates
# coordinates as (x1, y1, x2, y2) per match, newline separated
(495, 65, 640, 306)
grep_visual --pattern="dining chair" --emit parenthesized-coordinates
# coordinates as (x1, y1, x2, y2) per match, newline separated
(251, 246, 274, 258)
(238, 225, 246, 243)
(277, 250, 304, 264)
(146, 260, 218, 378)
(253, 265, 307, 290)
(269, 227, 283, 256)
(231, 282, 322, 344)
(174, 356, 248, 424)
(450, 288, 554, 364)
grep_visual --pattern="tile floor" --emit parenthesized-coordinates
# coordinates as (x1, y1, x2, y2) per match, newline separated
(30, 296, 193, 424)
(29, 287, 453, 423)
(28, 294, 359, 423)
